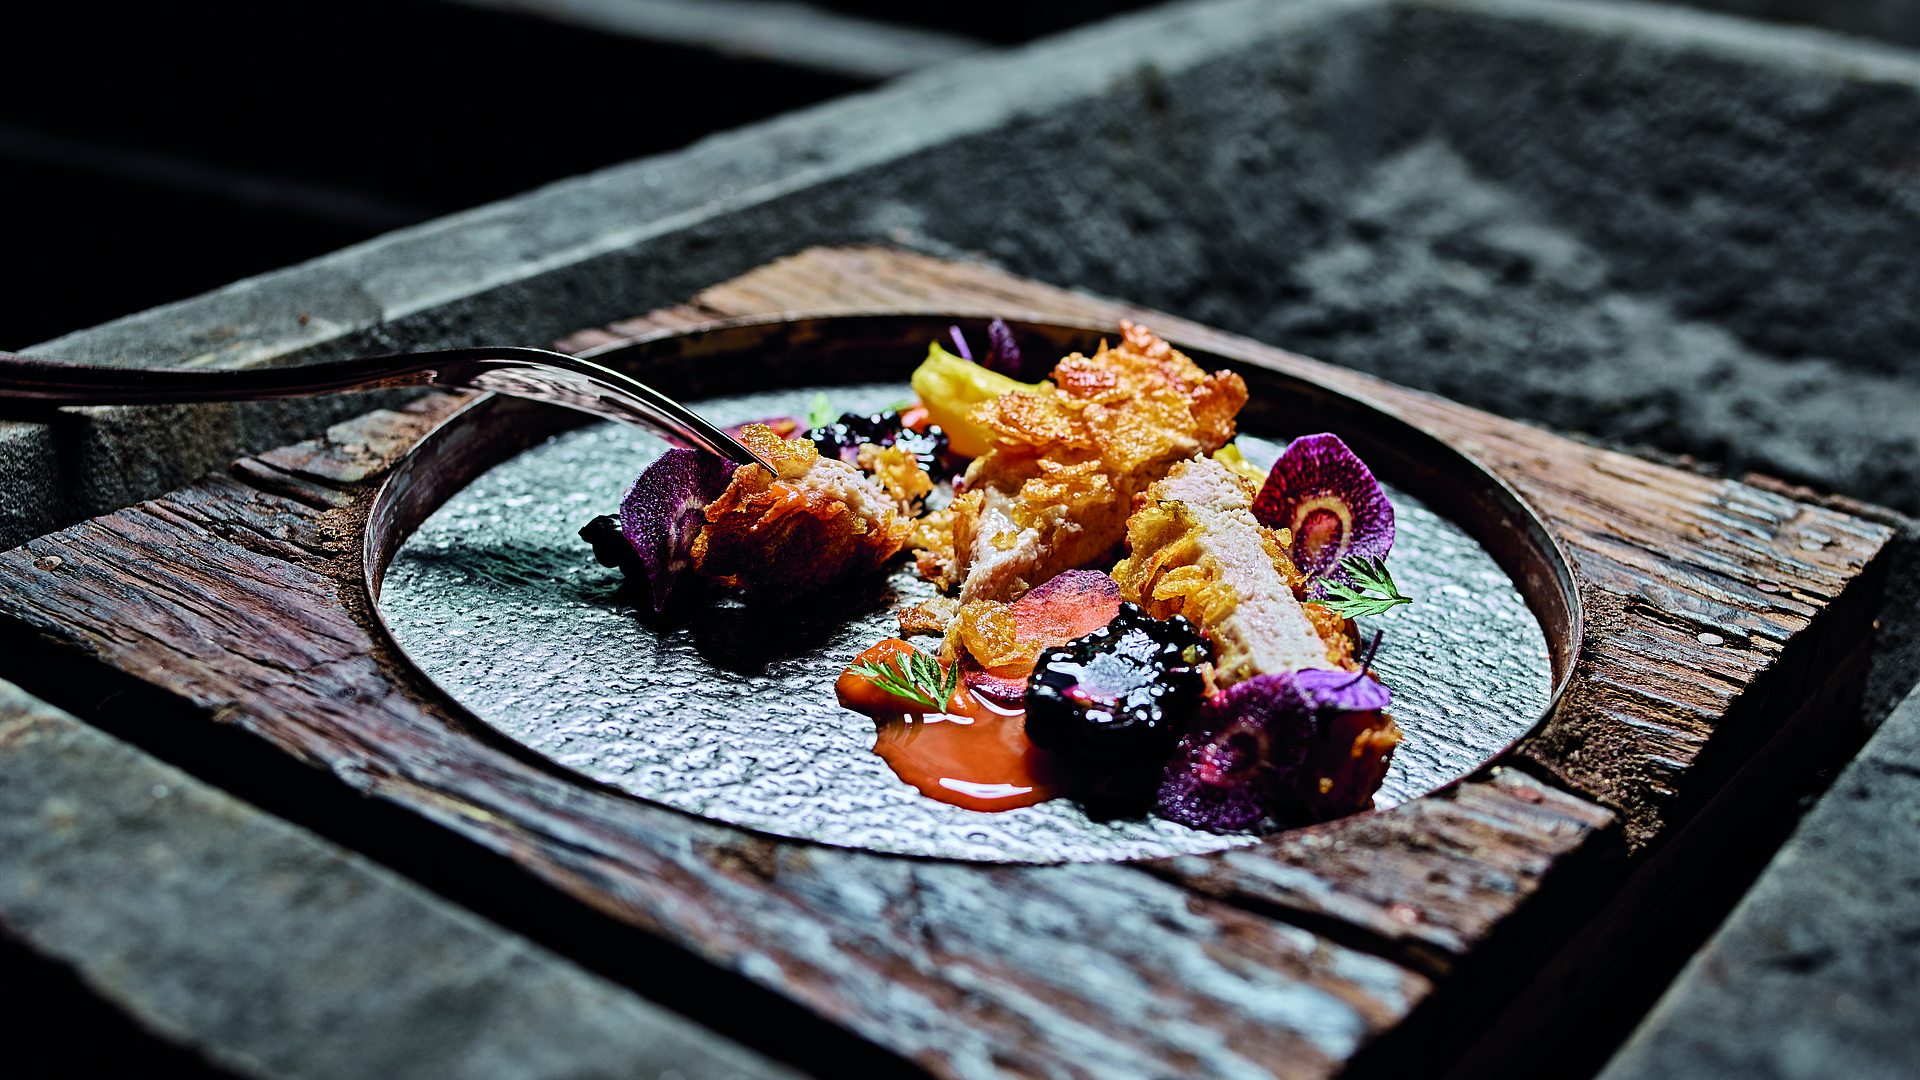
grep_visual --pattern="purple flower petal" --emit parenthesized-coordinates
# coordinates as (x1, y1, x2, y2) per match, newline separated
(616, 448, 735, 612)
(948, 325, 974, 361)
(1251, 433, 1395, 581)
(983, 318, 1024, 377)
(1292, 667, 1392, 714)
(1155, 673, 1314, 832)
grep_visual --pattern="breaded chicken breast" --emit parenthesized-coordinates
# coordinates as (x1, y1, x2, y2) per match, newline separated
(1113, 455, 1356, 686)
(693, 424, 913, 602)
(924, 321, 1248, 603)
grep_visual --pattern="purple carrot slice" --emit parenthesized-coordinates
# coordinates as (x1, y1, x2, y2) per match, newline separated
(617, 448, 735, 612)
(1154, 667, 1393, 832)
(1250, 433, 1395, 580)
(1154, 673, 1316, 833)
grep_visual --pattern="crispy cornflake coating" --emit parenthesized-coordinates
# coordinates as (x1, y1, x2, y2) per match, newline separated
(951, 599, 1022, 668)
(1113, 456, 1356, 685)
(896, 595, 960, 637)
(856, 442, 934, 513)
(910, 507, 955, 581)
(924, 321, 1248, 603)
(692, 424, 912, 602)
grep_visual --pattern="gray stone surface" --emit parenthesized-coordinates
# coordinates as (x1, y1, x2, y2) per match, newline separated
(1597, 679, 1920, 1080)
(0, 679, 807, 1080)
(1681, 0, 1920, 48)
(13, 0, 1920, 552)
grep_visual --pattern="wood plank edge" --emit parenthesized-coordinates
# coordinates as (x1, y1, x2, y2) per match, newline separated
(1142, 766, 1622, 979)
(1418, 631, 1881, 1080)
(0, 561, 937, 1080)
(1520, 526, 1893, 849)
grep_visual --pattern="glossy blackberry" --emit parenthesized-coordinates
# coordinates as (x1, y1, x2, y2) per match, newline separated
(579, 514, 640, 573)
(890, 423, 957, 478)
(1025, 603, 1211, 775)
(806, 410, 959, 478)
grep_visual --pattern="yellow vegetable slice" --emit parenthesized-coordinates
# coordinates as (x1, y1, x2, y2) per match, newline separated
(909, 342, 1042, 459)
(1210, 442, 1268, 485)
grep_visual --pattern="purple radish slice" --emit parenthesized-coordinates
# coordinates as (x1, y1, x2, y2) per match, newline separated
(944, 318, 1034, 380)
(1251, 433, 1395, 581)
(616, 448, 735, 612)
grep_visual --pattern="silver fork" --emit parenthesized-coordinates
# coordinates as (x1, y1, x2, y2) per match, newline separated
(0, 345, 773, 471)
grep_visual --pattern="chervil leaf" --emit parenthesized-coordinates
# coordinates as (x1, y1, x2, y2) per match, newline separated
(1321, 556, 1413, 619)
(849, 647, 958, 712)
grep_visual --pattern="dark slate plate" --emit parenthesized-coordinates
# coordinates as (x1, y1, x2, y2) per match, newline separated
(378, 378, 1551, 864)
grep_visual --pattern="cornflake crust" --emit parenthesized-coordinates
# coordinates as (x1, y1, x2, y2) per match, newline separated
(896, 595, 960, 637)
(926, 321, 1248, 603)
(1113, 455, 1357, 686)
(692, 424, 913, 603)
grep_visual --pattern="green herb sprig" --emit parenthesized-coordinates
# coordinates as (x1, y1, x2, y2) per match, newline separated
(807, 392, 836, 429)
(848, 647, 959, 712)
(1322, 556, 1414, 619)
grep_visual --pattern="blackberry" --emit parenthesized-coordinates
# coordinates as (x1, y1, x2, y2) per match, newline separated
(579, 514, 640, 573)
(890, 424, 957, 478)
(806, 410, 959, 479)
(1026, 603, 1211, 778)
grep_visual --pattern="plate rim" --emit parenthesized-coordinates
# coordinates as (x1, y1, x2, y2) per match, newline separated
(360, 311, 1584, 854)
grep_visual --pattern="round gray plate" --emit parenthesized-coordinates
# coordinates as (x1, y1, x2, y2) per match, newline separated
(379, 383, 1551, 863)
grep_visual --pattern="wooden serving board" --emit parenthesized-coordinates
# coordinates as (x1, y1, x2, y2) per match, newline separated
(0, 247, 1893, 1080)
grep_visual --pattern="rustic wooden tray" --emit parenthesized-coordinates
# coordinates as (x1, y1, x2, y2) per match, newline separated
(0, 247, 1894, 1080)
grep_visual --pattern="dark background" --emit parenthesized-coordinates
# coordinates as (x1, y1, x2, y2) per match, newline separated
(0, 0, 1158, 352)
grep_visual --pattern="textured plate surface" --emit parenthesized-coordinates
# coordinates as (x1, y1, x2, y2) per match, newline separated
(379, 384, 1550, 863)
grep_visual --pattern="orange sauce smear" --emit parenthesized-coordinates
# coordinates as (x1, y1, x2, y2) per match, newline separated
(836, 639, 1068, 812)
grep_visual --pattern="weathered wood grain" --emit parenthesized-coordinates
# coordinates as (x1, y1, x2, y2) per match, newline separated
(0, 245, 1893, 1078)
(1149, 767, 1615, 976)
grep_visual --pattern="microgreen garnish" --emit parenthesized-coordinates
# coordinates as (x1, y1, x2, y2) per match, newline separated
(849, 647, 959, 712)
(807, 392, 835, 428)
(1322, 556, 1413, 618)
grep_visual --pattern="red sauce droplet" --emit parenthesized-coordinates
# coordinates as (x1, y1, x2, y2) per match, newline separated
(837, 639, 1068, 812)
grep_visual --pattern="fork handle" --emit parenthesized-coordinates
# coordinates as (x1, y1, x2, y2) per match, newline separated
(0, 346, 768, 471)
(0, 350, 431, 403)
